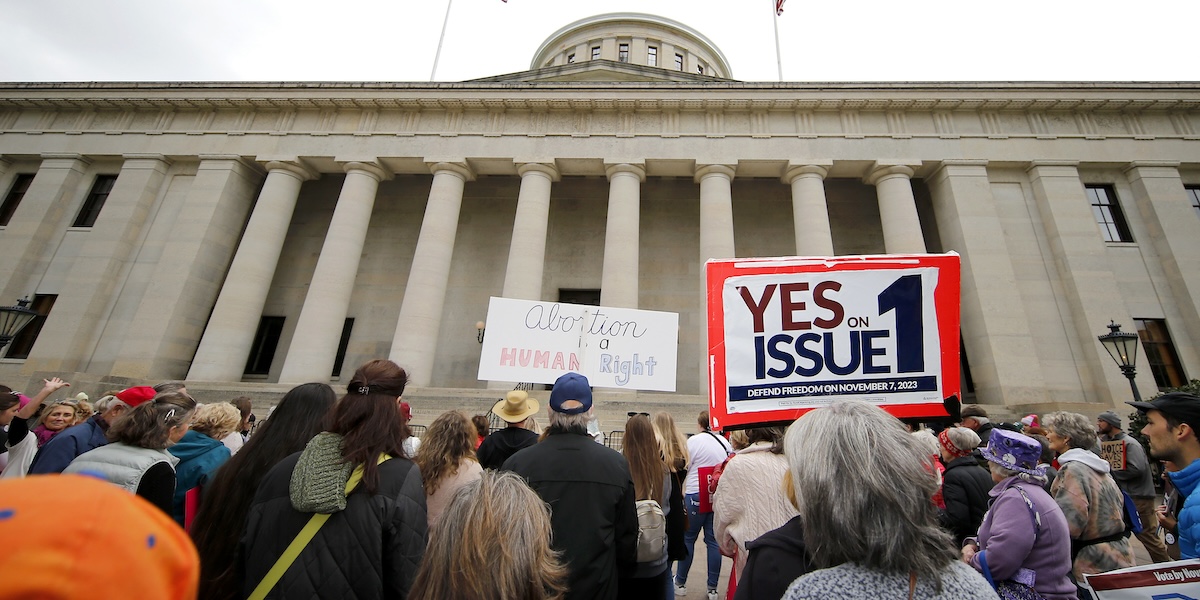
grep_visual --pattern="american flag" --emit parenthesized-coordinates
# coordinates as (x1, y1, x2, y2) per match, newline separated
(776, 0, 785, 15)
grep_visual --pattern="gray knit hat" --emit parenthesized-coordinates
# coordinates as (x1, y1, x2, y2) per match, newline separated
(1098, 410, 1122, 429)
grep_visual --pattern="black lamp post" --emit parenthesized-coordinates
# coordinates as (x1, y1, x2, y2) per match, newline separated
(1098, 320, 1142, 403)
(0, 297, 38, 352)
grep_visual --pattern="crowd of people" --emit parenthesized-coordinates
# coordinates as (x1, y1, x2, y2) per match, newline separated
(3, 363, 1199, 600)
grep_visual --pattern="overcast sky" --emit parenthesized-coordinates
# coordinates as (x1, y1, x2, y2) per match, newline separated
(2, 0, 1197, 83)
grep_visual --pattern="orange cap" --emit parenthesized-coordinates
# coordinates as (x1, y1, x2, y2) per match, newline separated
(0, 474, 199, 599)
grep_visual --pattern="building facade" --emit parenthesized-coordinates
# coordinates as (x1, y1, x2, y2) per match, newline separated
(0, 13, 1198, 416)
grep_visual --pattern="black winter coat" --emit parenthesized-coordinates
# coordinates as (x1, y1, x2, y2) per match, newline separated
(939, 455, 995, 547)
(240, 453, 427, 599)
(504, 432, 638, 600)
(734, 515, 811, 600)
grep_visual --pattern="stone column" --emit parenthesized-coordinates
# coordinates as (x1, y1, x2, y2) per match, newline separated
(278, 162, 389, 384)
(927, 160, 1046, 407)
(188, 161, 316, 381)
(24, 155, 171, 374)
(1125, 161, 1200, 371)
(783, 163, 834, 256)
(500, 162, 558, 300)
(1027, 161, 1142, 406)
(389, 162, 474, 386)
(0, 154, 91, 302)
(865, 162, 927, 253)
(600, 163, 645, 308)
(111, 156, 263, 379)
(696, 164, 736, 394)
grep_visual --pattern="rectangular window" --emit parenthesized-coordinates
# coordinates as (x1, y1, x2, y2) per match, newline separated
(332, 318, 354, 377)
(244, 316, 285, 375)
(567, 53, 575, 64)
(559, 289, 601, 306)
(1085, 184, 1134, 242)
(1135, 318, 1187, 389)
(675, 53, 684, 71)
(72, 174, 117, 228)
(697, 65, 704, 75)
(0, 174, 34, 226)
(647, 46, 657, 66)
(5, 294, 56, 360)
(618, 43, 629, 63)
(591, 46, 600, 60)
(1187, 185, 1200, 218)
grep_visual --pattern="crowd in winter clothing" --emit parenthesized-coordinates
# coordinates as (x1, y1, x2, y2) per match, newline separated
(4, 365, 1200, 600)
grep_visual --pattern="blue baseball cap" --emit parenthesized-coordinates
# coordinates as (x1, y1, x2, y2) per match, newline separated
(549, 372, 593, 415)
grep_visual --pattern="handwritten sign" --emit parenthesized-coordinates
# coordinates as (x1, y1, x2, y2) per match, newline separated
(1100, 440, 1128, 471)
(707, 254, 961, 429)
(477, 297, 678, 391)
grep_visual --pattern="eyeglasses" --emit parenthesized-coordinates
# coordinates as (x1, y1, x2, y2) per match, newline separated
(627, 411, 649, 417)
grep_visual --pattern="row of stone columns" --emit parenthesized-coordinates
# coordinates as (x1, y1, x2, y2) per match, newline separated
(186, 159, 931, 386)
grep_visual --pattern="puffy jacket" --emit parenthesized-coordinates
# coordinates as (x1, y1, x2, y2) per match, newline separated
(476, 426, 538, 470)
(1168, 457, 1200, 559)
(938, 455, 995, 547)
(504, 432, 638, 600)
(28, 415, 109, 474)
(241, 442, 427, 599)
(168, 429, 231, 525)
(734, 515, 812, 600)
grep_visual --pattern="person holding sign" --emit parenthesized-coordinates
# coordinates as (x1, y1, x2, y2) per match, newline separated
(674, 411, 732, 600)
(1096, 410, 1171, 563)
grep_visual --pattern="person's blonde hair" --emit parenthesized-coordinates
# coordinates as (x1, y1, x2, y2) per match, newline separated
(191, 403, 242, 441)
(414, 411, 478, 496)
(652, 411, 689, 472)
(409, 470, 567, 600)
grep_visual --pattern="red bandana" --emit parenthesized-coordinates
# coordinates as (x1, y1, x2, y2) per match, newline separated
(939, 429, 972, 458)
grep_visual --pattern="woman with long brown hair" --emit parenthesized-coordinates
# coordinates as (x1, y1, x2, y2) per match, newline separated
(620, 413, 681, 599)
(413, 410, 483, 528)
(410, 470, 567, 600)
(191, 382, 336, 600)
(240, 359, 427, 600)
(651, 411, 690, 583)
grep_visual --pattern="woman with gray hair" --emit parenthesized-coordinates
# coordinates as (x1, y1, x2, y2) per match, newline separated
(782, 401, 997, 599)
(1043, 411, 1134, 598)
(962, 429, 1076, 599)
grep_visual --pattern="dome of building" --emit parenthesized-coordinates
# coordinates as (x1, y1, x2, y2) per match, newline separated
(529, 12, 732, 79)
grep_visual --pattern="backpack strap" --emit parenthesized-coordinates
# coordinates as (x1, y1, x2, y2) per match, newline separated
(248, 454, 391, 600)
(705, 430, 732, 454)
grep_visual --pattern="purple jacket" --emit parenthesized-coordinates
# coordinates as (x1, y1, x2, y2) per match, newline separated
(969, 476, 1077, 600)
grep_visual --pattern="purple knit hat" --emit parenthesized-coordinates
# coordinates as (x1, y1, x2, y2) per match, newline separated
(979, 429, 1046, 477)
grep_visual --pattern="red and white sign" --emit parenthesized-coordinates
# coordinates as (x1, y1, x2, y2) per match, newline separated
(1086, 559, 1200, 599)
(706, 254, 961, 430)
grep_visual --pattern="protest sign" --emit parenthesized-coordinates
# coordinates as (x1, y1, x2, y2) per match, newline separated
(1085, 559, 1200, 599)
(477, 297, 678, 391)
(1100, 440, 1128, 471)
(706, 254, 961, 429)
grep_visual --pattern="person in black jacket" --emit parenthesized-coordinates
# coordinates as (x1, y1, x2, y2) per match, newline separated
(504, 372, 639, 600)
(734, 515, 812, 600)
(240, 360, 427, 600)
(477, 390, 540, 470)
(936, 426, 994, 547)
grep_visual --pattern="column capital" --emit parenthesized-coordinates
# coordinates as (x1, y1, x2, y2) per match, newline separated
(928, 160, 990, 184)
(1025, 161, 1080, 179)
(39, 153, 92, 168)
(118, 154, 172, 169)
(517, 162, 560, 181)
(782, 163, 831, 184)
(605, 163, 646, 182)
(1124, 161, 1183, 181)
(341, 161, 392, 181)
(864, 162, 916, 186)
(427, 161, 475, 182)
(264, 160, 318, 182)
(694, 164, 735, 183)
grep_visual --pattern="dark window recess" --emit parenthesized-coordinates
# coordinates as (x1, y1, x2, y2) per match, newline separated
(674, 54, 684, 70)
(591, 46, 600, 60)
(1187, 186, 1200, 218)
(332, 318, 354, 377)
(959, 335, 975, 395)
(647, 46, 658, 66)
(0, 174, 35, 226)
(1085, 184, 1134, 242)
(5, 294, 56, 360)
(559, 289, 601, 306)
(618, 43, 629, 62)
(244, 316, 285, 375)
(73, 175, 118, 228)
(567, 53, 575, 64)
(1135, 318, 1187, 389)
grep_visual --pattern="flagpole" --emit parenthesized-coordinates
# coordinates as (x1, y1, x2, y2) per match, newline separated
(772, 0, 783, 81)
(430, 0, 454, 81)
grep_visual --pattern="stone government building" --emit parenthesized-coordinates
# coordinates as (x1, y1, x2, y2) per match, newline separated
(0, 12, 1197, 423)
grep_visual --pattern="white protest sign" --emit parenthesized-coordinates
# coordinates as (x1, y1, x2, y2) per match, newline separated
(477, 297, 678, 391)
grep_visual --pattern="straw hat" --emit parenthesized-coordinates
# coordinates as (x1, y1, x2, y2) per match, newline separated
(491, 390, 539, 423)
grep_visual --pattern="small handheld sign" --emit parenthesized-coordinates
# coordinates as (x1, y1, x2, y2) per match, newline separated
(706, 253, 961, 430)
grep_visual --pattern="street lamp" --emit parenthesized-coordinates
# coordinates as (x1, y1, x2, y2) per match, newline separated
(1098, 320, 1142, 403)
(0, 297, 38, 352)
